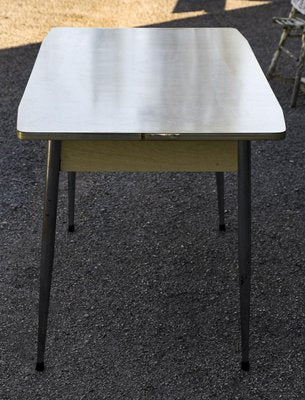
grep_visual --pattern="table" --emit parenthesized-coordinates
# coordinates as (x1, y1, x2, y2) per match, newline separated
(17, 27, 286, 372)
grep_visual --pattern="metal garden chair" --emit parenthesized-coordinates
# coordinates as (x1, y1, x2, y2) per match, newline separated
(267, 0, 305, 107)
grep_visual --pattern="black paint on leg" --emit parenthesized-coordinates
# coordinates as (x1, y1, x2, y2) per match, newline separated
(241, 361, 250, 371)
(36, 362, 45, 372)
(219, 223, 226, 231)
(68, 224, 75, 232)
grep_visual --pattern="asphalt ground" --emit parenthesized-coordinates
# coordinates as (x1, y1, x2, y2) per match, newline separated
(1, 0, 305, 398)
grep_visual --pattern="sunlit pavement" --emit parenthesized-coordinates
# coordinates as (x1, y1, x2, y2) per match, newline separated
(2, 0, 271, 48)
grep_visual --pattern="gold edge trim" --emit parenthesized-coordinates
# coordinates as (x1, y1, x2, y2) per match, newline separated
(16, 131, 286, 141)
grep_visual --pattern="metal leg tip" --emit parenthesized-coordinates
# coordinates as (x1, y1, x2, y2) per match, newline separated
(68, 225, 75, 232)
(241, 361, 250, 371)
(36, 362, 44, 372)
(219, 224, 226, 232)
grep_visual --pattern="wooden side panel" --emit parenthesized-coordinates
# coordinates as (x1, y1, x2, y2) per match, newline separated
(61, 140, 237, 172)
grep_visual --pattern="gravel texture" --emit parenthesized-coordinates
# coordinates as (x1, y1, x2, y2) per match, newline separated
(1, 0, 305, 399)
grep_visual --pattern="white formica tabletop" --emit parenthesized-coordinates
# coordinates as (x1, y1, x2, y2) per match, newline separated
(17, 27, 286, 141)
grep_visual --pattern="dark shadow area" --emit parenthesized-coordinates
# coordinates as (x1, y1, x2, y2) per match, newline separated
(173, 0, 226, 14)
(0, 43, 43, 172)
(1, 43, 40, 104)
(173, 0, 271, 14)
(0, 42, 44, 191)
(1, 0, 305, 398)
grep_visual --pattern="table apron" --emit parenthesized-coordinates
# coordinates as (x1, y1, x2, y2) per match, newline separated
(60, 140, 238, 172)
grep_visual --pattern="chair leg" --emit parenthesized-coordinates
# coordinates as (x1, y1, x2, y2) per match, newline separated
(68, 172, 76, 232)
(238, 141, 251, 371)
(267, 28, 290, 80)
(215, 172, 225, 231)
(291, 31, 305, 107)
(36, 140, 61, 372)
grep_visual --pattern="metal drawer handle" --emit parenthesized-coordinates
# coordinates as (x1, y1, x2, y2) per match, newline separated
(142, 133, 180, 140)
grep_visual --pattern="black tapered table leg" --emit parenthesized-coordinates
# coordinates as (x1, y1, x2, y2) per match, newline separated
(216, 172, 225, 231)
(68, 172, 76, 232)
(36, 140, 61, 372)
(238, 141, 251, 371)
